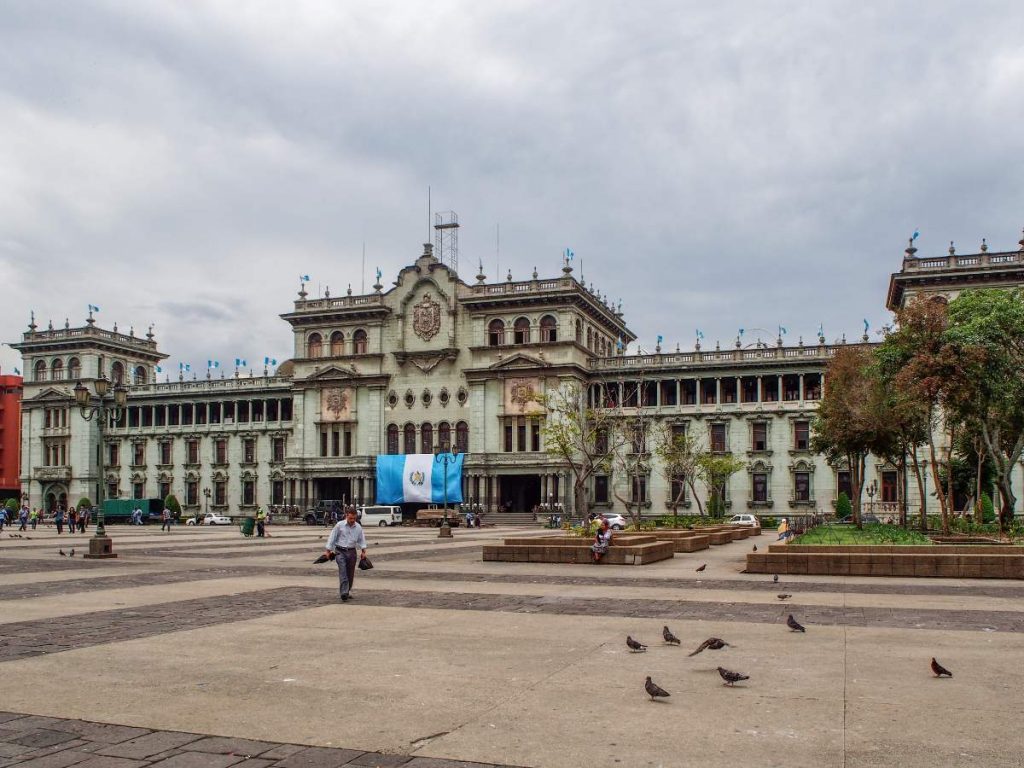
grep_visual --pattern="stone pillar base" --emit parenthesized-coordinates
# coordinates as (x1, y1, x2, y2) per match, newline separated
(83, 536, 118, 559)
(438, 525, 454, 539)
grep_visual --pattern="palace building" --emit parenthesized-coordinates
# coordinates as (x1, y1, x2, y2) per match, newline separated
(11, 232, 1024, 519)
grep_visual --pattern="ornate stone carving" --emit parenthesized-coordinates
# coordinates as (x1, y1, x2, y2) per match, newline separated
(505, 377, 544, 414)
(321, 387, 353, 422)
(412, 293, 442, 341)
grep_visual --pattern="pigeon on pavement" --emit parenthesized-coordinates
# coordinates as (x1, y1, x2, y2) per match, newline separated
(662, 626, 681, 645)
(695, 563, 706, 572)
(717, 667, 749, 687)
(787, 614, 806, 632)
(752, 544, 757, 552)
(645, 676, 670, 701)
(773, 574, 779, 583)
(68, 549, 75, 557)
(688, 637, 729, 656)
(777, 594, 792, 600)
(931, 658, 953, 677)
(59, 549, 66, 557)
(626, 636, 648, 653)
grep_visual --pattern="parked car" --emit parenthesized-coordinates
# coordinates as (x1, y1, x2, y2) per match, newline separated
(187, 512, 232, 526)
(728, 514, 758, 526)
(358, 505, 403, 527)
(600, 513, 627, 530)
(305, 500, 350, 526)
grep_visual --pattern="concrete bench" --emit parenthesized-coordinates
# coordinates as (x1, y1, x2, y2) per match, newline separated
(745, 550, 1024, 578)
(482, 535, 675, 565)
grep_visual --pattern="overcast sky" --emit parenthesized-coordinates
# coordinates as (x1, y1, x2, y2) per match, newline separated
(2, 1, 1023, 377)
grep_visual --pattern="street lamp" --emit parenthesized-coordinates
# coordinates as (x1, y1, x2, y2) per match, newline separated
(866, 479, 878, 520)
(203, 487, 211, 515)
(434, 445, 461, 539)
(73, 376, 128, 558)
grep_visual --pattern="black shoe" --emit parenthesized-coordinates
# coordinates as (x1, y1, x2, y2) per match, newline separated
(340, 594, 350, 602)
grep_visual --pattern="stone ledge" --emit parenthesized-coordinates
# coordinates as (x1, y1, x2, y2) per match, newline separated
(745, 550, 1024, 579)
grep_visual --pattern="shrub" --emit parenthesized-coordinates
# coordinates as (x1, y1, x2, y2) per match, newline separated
(835, 492, 852, 520)
(980, 493, 995, 524)
(77, 497, 92, 510)
(759, 516, 778, 528)
(707, 496, 725, 517)
(4, 498, 17, 512)
(165, 494, 182, 520)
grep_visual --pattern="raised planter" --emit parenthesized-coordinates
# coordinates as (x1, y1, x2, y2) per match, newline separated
(483, 534, 675, 566)
(746, 545, 1024, 579)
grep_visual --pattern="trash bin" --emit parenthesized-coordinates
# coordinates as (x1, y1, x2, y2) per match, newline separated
(240, 517, 256, 537)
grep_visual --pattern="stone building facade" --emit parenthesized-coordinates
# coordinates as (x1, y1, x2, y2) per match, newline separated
(11, 235, 1024, 518)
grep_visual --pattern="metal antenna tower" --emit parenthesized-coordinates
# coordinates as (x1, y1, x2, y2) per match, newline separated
(434, 211, 459, 273)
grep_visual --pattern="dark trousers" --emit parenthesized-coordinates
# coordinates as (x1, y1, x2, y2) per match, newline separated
(56, 521, 63, 534)
(256, 521, 265, 537)
(335, 548, 357, 597)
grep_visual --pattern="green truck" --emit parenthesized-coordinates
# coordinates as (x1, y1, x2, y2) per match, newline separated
(101, 498, 165, 522)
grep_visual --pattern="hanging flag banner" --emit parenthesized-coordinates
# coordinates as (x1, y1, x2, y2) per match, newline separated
(376, 453, 464, 505)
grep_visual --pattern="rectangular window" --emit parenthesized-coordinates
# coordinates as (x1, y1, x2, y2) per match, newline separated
(530, 422, 541, 452)
(242, 480, 255, 506)
(107, 481, 118, 500)
(267, 400, 279, 421)
(281, 399, 293, 421)
(795, 472, 810, 502)
(108, 443, 120, 466)
(132, 481, 144, 499)
(344, 429, 353, 457)
(753, 473, 768, 502)
(630, 425, 646, 454)
(214, 439, 227, 465)
(794, 421, 810, 450)
(320, 430, 328, 457)
(516, 421, 526, 452)
(243, 438, 256, 464)
(159, 441, 172, 465)
(669, 474, 686, 504)
(331, 429, 340, 457)
(155, 407, 166, 427)
(214, 481, 226, 506)
(594, 475, 609, 504)
(158, 481, 170, 501)
(710, 423, 726, 453)
(272, 480, 284, 505)
(168, 405, 179, 426)
(630, 475, 648, 504)
(186, 481, 198, 506)
(504, 423, 513, 452)
(882, 470, 898, 503)
(195, 403, 207, 425)
(272, 437, 286, 462)
(209, 402, 221, 424)
(182, 403, 193, 425)
(752, 422, 767, 452)
(224, 402, 235, 422)
(187, 440, 199, 465)
(837, 471, 852, 501)
(133, 442, 145, 466)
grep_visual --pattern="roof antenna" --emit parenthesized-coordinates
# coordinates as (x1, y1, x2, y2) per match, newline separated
(496, 223, 500, 281)
(361, 241, 366, 294)
(427, 186, 431, 242)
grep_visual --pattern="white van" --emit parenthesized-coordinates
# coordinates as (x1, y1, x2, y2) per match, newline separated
(357, 505, 403, 527)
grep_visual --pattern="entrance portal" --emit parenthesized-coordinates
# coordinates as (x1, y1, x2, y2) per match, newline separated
(316, 477, 352, 505)
(498, 475, 541, 513)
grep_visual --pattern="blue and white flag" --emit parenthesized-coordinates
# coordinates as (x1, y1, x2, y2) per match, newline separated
(376, 454, 464, 505)
(207, 360, 220, 369)
(779, 325, 788, 336)
(817, 323, 824, 337)
(656, 334, 663, 345)
(376, 267, 382, 281)
(912, 229, 920, 241)
(616, 336, 624, 351)
(264, 357, 277, 366)
(300, 274, 310, 282)
(178, 362, 190, 372)
(13, 367, 21, 375)
(738, 328, 745, 337)
(565, 247, 575, 261)
(88, 304, 100, 313)
(695, 329, 704, 340)
(863, 318, 870, 333)
(156, 365, 163, 373)
(234, 358, 247, 367)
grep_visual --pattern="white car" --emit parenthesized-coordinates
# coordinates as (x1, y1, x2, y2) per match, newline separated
(187, 512, 232, 526)
(357, 505, 403, 527)
(728, 514, 758, 526)
(600, 513, 627, 530)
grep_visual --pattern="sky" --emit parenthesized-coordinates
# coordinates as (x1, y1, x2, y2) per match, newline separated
(2, 1, 1023, 376)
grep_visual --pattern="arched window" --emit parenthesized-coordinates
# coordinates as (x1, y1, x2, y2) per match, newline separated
(330, 331, 344, 356)
(513, 317, 530, 344)
(307, 333, 322, 358)
(586, 328, 593, 350)
(575, 318, 583, 343)
(403, 423, 416, 454)
(68, 357, 81, 380)
(134, 366, 147, 385)
(353, 329, 368, 354)
(487, 319, 505, 346)
(51, 359, 64, 381)
(34, 360, 47, 382)
(438, 421, 451, 451)
(111, 361, 125, 385)
(420, 423, 433, 453)
(540, 315, 557, 342)
(386, 424, 399, 455)
(456, 421, 469, 453)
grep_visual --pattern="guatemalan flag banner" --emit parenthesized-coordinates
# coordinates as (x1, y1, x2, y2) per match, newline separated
(375, 453, 464, 505)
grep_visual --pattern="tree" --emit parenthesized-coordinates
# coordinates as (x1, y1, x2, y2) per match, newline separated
(811, 346, 886, 528)
(77, 496, 92, 510)
(4, 498, 17, 513)
(165, 493, 182, 521)
(653, 423, 706, 519)
(944, 288, 1024, 530)
(696, 453, 746, 518)
(836, 492, 852, 520)
(539, 380, 624, 521)
(607, 385, 657, 530)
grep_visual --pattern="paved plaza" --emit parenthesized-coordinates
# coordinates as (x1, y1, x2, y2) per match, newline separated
(1, 524, 1023, 768)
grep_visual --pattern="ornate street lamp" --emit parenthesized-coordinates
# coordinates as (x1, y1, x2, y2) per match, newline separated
(866, 479, 878, 520)
(434, 444, 461, 539)
(203, 486, 211, 515)
(74, 376, 128, 558)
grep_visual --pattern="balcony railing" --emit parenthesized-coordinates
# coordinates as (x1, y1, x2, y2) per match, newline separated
(902, 250, 1022, 272)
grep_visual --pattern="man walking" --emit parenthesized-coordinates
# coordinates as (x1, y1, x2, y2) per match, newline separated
(324, 507, 367, 602)
(19, 504, 29, 531)
(160, 506, 172, 532)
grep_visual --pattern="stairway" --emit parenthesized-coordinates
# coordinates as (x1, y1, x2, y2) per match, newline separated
(485, 512, 540, 526)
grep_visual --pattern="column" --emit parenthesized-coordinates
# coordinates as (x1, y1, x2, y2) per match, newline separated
(696, 379, 702, 406)
(715, 378, 722, 404)
(736, 376, 742, 404)
(757, 376, 762, 402)
(674, 380, 680, 406)
(777, 375, 783, 402)
(799, 374, 805, 403)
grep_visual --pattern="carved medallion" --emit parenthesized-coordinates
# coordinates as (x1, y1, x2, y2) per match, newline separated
(412, 294, 442, 341)
(322, 387, 351, 421)
(509, 379, 536, 411)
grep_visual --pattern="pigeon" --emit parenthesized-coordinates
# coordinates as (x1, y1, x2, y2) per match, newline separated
(688, 637, 729, 656)
(59, 549, 66, 557)
(695, 563, 706, 572)
(930, 658, 953, 678)
(645, 676, 670, 701)
(717, 666, 749, 686)
(773, 574, 779, 583)
(777, 594, 792, 600)
(68, 549, 75, 557)
(662, 626, 681, 645)
(787, 614, 806, 632)
(626, 636, 647, 653)
(752, 544, 757, 552)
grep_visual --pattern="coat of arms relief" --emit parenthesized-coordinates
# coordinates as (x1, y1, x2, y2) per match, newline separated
(412, 293, 442, 341)
(321, 387, 353, 422)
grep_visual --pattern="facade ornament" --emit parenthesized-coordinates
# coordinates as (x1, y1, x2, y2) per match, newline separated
(347, 283, 352, 296)
(324, 286, 330, 298)
(412, 294, 442, 341)
(29, 310, 37, 332)
(476, 260, 486, 284)
(948, 241, 956, 256)
(980, 238, 988, 253)
(532, 266, 538, 280)
(64, 318, 70, 329)
(904, 237, 918, 258)
(1019, 227, 1024, 251)
(147, 325, 154, 341)
(507, 269, 513, 282)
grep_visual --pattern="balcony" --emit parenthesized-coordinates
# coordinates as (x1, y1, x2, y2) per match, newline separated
(33, 466, 72, 481)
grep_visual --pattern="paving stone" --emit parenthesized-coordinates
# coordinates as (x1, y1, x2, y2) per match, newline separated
(148, 752, 246, 768)
(186, 737, 279, 756)
(0, 715, 27, 724)
(231, 761, 275, 768)
(95, 732, 203, 759)
(59, 722, 152, 745)
(254, 746, 304, 761)
(1, 718, 63, 732)
(273, 746, 366, 768)
(17, 741, 89, 760)
(404, 759, 495, 768)
(70, 758, 150, 768)
(0, 744, 25, 759)
(9, 730, 81, 749)
(7, 747, 94, 768)
(345, 754, 412, 766)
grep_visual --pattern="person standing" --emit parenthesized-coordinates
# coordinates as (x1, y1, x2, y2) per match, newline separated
(324, 507, 367, 602)
(30, 507, 39, 530)
(68, 507, 78, 535)
(255, 507, 266, 538)
(54, 507, 65, 535)
(18, 504, 29, 531)
(777, 517, 789, 542)
(0, 505, 7, 532)
(160, 506, 171, 532)
(79, 507, 89, 533)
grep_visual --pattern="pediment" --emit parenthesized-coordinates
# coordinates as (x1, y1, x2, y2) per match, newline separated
(303, 364, 360, 382)
(28, 386, 74, 403)
(488, 352, 549, 370)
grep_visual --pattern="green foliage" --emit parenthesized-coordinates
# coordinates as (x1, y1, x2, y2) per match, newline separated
(794, 523, 930, 546)
(980, 493, 995, 524)
(4, 498, 17, 512)
(77, 497, 92, 509)
(707, 495, 725, 517)
(759, 516, 777, 528)
(835, 492, 852, 519)
(165, 494, 182, 515)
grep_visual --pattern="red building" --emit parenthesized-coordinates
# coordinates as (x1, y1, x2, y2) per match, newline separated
(0, 373, 23, 501)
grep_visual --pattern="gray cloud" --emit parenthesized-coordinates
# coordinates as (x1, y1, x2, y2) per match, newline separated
(2, 0, 1023, 374)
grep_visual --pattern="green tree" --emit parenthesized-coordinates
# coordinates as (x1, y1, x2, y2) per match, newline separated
(835, 492, 852, 520)
(77, 496, 92, 510)
(165, 494, 182, 521)
(696, 453, 746, 518)
(944, 288, 1024, 530)
(653, 423, 706, 519)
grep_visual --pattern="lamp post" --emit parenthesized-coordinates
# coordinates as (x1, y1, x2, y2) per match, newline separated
(203, 487, 211, 516)
(73, 376, 127, 559)
(866, 479, 878, 520)
(434, 445, 460, 539)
